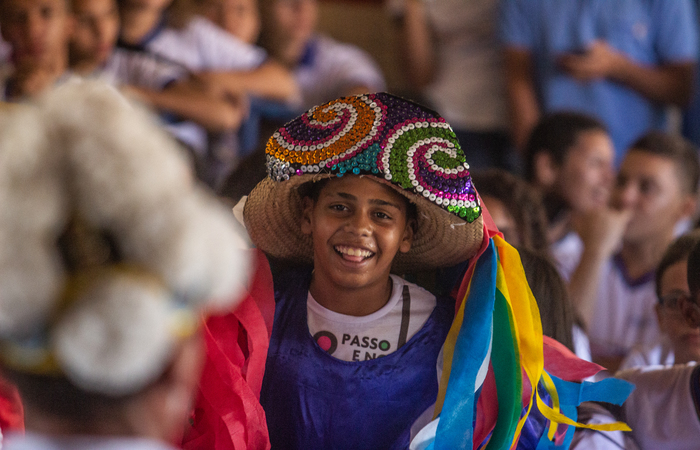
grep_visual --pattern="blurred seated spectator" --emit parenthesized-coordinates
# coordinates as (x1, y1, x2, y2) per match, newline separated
(620, 230, 700, 370)
(258, 0, 385, 110)
(612, 237, 700, 450)
(0, 0, 73, 100)
(569, 131, 699, 372)
(117, 0, 297, 188)
(500, 0, 698, 166)
(70, 0, 245, 187)
(524, 111, 615, 279)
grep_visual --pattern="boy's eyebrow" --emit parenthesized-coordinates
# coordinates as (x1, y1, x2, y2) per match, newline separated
(332, 192, 403, 209)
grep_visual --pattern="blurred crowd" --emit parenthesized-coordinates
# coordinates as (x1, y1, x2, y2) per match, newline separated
(3, 0, 700, 448)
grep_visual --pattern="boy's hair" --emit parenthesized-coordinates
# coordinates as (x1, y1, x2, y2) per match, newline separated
(656, 230, 700, 301)
(471, 169, 548, 252)
(524, 111, 608, 182)
(0, 0, 70, 15)
(629, 131, 700, 195)
(518, 247, 575, 352)
(688, 238, 700, 299)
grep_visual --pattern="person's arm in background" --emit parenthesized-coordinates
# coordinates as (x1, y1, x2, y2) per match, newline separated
(196, 60, 299, 102)
(567, 208, 632, 331)
(503, 48, 540, 151)
(123, 78, 246, 132)
(400, 0, 435, 90)
(558, 0, 698, 107)
(558, 41, 694, 107)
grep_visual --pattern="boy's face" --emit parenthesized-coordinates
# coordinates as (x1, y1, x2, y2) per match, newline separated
(270, 0, 316, 45)
(201, 0, 260, 44)
(70, 0, 118, 66)
(554, 129, 615, 214)
(656, 260, 700, 363)
(301, 175, 413, 293)
(0, 0, 72, 67)
(612, 150, 693, 243)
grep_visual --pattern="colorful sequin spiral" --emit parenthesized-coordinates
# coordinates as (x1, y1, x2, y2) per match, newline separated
(265, 93, 481, 222)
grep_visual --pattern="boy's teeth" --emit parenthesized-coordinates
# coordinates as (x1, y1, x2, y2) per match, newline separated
(337, 246, 373, 258)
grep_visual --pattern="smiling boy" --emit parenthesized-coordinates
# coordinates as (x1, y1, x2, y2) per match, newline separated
(242, 93, 482, 449)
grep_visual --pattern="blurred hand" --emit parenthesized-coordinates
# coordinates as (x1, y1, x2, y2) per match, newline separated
(557, 40, 625, 81)
(573, 207, 633, 257)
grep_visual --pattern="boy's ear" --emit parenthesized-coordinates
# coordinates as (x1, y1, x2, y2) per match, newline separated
(679, 194, 698, 220)
(680, 296, 700, 329)
(300, 196, 314, 235)
(533, 151, 558, 188)
(399, 219, 415, 254)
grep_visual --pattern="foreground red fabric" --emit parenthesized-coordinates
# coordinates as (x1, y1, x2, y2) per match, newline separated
(0, 376, 23, 435)
(182, 250, 274, 450)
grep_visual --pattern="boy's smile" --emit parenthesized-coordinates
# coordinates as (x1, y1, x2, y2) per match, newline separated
(302, 175, 414, 315)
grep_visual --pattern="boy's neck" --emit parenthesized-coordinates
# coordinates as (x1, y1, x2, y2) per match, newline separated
(309, 274, 393, 317)
(70, 58, 104, 76)
(620, 231, 675, 281)
(273, 38, 308, 68)
(119, 6, 165, 46)
(8, 55, 68, 101)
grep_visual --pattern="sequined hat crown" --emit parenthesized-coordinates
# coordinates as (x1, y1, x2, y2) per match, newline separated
(245, 93, 484, 272)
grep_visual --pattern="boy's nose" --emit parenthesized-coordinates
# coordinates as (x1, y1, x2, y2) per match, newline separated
(614, 183, 638, 209)
(346, 211, 372, 235)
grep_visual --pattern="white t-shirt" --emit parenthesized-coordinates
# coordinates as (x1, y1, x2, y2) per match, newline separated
(588, 256, 659, 360)
(550, 231, 583, 282)
(616, 363, 700, 450)
(294, 35, 386, 111)
(307, 275, 436, 361)
(619, 340, 675, 371)
(99, 48, 187, 90)
(146, 16, 266, 72)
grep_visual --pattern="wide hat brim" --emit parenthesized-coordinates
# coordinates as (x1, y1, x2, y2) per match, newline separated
(243, 173, 483, 273)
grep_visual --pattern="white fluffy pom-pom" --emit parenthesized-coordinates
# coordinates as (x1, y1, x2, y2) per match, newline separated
(118, 190, 251, 310)
(51, 273, 174, 396)
(0, 237, 63, 336)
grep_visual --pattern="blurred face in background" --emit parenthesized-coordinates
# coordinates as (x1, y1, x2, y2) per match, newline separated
(481, 195, 519, 247)
(70, 0, 119, 67)
(656, 259, 700, 364)
(200, 0, 260, 44)
(612, 150, 692, 244)
(554, 129, 615, 215)
(269, 0, 316, 46)
(1, 0, 72, 67)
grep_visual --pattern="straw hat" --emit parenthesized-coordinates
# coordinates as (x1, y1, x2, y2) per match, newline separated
(244, 93, 483, 273)
(0, 80, 250, 396)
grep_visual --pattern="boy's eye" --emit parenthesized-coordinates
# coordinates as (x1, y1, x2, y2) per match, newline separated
(40, 6, 55, 18)
(639, 179, 657, 195)
(329, 204, 348, 212)
(374, 211, 391, 220)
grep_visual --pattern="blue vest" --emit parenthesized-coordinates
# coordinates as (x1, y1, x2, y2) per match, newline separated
(261, 267, 454, 450)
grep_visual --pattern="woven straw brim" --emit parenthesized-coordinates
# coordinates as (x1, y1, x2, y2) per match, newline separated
(243, 174, 483, 273)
